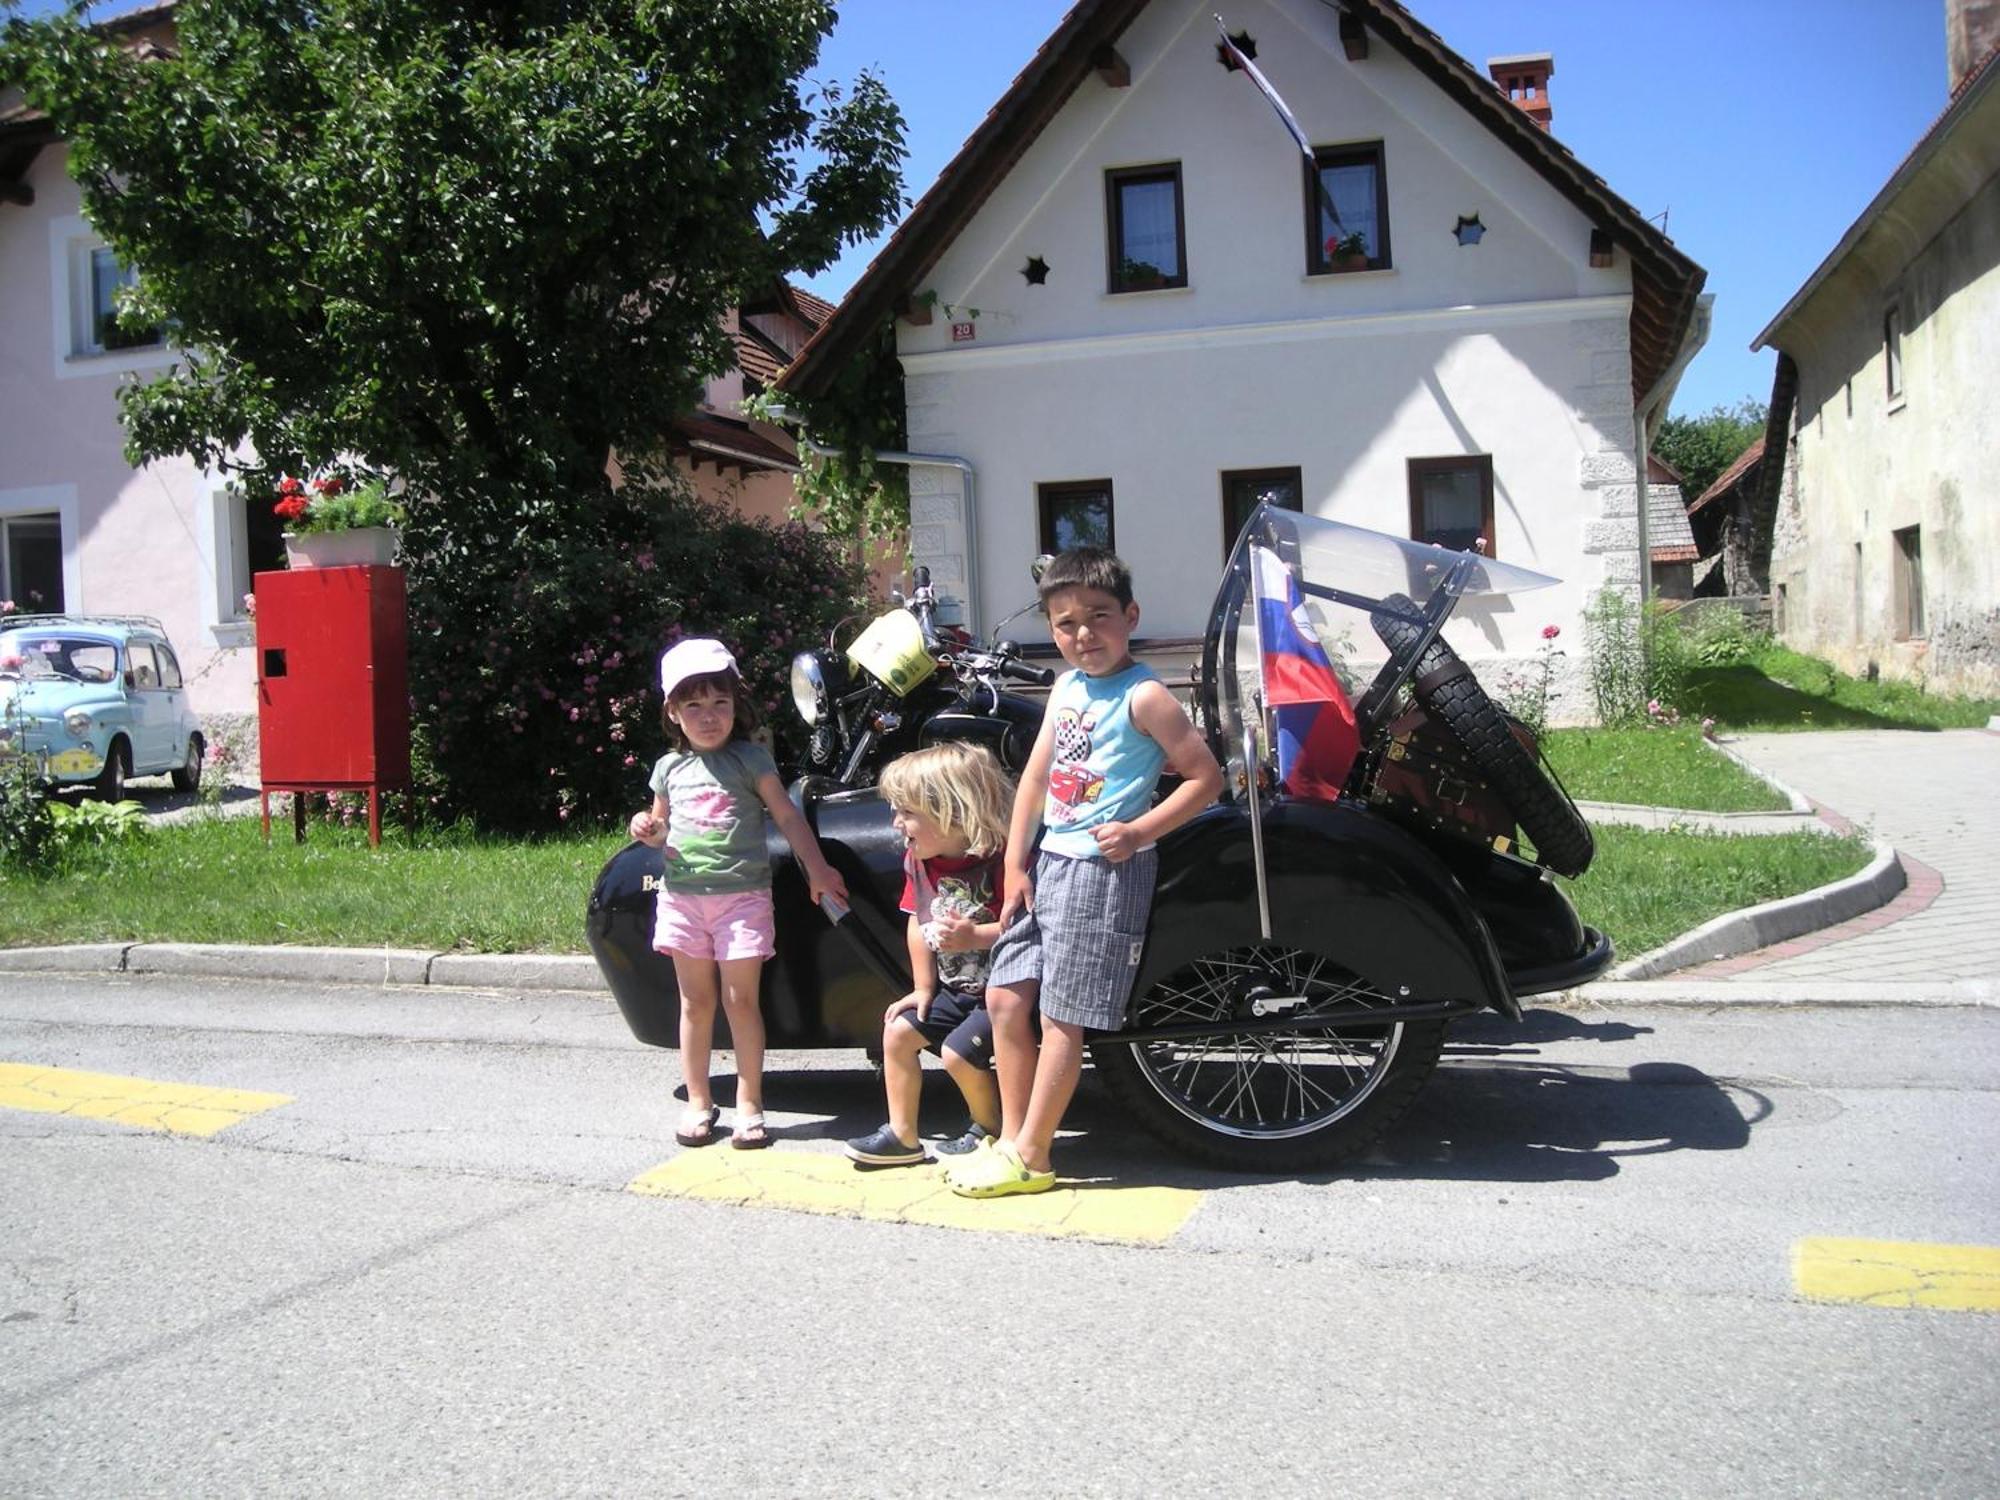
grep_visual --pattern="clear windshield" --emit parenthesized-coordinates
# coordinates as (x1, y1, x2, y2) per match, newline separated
(0, 633, 119, 683)
(1202, 504, 1561, 797)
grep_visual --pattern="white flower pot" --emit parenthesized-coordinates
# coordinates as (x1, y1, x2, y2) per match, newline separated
(284, 527, 399, 569)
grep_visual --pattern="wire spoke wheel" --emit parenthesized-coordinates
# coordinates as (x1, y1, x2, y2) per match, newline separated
(1096, 944, 1444, 1170)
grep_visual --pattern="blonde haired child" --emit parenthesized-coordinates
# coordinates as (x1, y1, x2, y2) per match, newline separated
(844, 742, 1019, 1167)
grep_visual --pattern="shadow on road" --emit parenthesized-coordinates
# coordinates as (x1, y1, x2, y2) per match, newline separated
(739, 1002, 1766, 1191)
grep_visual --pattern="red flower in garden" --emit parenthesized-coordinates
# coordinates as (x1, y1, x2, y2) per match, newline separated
(1541, 624, 1560, 641)
(274, 494, 310, 521)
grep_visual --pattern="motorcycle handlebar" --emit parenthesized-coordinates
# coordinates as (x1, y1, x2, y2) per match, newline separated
(1002, 657, 1056, 687)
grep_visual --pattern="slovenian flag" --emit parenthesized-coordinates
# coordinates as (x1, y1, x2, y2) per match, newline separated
(1252, 544, 1360, 801)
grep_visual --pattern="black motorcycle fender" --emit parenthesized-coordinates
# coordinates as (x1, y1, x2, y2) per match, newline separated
(1133, 800, 1518, 1020)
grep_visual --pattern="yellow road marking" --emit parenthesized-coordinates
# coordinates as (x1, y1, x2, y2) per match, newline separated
(628, 1150, 1201, 1245)
(1794, 1236, 2000, 1312)
(0, 1061, 292, 1139)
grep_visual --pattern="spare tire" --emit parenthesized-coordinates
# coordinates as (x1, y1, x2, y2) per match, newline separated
(1370, 595, 1595, 877)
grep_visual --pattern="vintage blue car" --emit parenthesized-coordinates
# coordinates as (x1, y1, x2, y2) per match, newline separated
(0, 615, 204, 798)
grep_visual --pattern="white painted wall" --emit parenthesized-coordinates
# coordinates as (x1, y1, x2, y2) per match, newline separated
(892, 0, 1640, 685)
(0, 144, 257, 724)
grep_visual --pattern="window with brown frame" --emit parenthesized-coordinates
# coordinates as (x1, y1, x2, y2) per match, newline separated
(1220, 467, 1302, 557)
(1106, 164, 1187, 293)
(1306, 143, 1390, 274)
(1407, 455, 1494, 556)
(1038, 480, 1115, 555)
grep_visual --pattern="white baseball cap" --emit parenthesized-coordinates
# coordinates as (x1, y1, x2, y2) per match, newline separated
(659, 637, 739, 698)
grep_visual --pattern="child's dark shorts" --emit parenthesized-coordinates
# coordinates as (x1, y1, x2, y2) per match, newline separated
(894, 986, 995, 1067)
(987, 848, 1157, 1031)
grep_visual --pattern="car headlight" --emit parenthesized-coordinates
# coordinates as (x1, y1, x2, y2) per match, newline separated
(63, 708, 93, 737)
(790, 651, 827, 726)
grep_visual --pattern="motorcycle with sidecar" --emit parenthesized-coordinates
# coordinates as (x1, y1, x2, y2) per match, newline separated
(587, 503, 1613, 1170)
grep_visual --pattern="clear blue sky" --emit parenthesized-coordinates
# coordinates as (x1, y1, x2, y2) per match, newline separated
(802, 0, 1951, 419)
(27, 0, 1950, 418)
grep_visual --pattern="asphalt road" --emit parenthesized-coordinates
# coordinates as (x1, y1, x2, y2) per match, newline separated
(2, 972, 1996, 1496)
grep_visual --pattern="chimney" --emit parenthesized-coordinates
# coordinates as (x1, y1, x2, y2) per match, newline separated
(1947, 0, 2000, 91)
(1488, 53, 1554, 132)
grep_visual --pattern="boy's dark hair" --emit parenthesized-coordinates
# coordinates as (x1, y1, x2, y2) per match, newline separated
(1037, 546, 1134, 610)
(659, 669, 760, 750)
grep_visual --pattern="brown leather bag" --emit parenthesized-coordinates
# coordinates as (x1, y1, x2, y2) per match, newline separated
(1362, 704, 1535, 858)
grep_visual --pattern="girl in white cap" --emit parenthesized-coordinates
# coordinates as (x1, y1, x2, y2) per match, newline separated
(629, 637, 847, 1149)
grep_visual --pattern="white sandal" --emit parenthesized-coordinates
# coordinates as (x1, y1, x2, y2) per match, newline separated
(730, 1111, 773, 1150)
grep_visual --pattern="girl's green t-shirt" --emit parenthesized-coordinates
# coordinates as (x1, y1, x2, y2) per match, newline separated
(647, 741, 779, 893)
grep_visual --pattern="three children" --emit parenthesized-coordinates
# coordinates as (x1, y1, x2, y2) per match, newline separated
(638, 543, 1220, 1191)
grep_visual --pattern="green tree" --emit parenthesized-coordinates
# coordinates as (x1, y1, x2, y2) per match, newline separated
(1654, 397, 1767, 507)
(4, 0, 906, 827)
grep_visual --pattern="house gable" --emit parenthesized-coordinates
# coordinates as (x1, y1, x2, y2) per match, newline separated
(899, 0, 1621, 367)
(780, 0, 1701, 404)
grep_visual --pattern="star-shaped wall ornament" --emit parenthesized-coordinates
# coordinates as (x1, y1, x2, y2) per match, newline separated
(1022, 255, 1050, 286)
(1217, 31, 1257, 69)
(1454, 214, 1486, 246)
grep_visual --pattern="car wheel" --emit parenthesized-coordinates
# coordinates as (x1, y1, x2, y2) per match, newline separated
(170, 734, 204, 793)
(94, 738, 130, 801)
(1092, 943, 1446, 1172)
(1369, 593, 1595, 878)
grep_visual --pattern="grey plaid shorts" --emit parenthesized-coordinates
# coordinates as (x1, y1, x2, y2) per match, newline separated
(987, 848, 1157, 1031)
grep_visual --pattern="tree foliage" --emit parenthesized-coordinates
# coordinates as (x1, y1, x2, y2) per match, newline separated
(4, 0, 908, 827)
(1654, 397, 1766, 508)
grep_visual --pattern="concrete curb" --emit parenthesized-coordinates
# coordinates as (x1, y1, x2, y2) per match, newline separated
(1575, 734, 1820, 835)
(1576, 801, 1823, 835)
(0, 941, 611, 993)
(1562, 978, 1998, 1008)
(1598, 838, 1905, 982)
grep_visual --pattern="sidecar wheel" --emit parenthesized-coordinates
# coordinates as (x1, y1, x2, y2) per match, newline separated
(1369, 596, 1595, 878)
(1092, 944, 1445, 1172)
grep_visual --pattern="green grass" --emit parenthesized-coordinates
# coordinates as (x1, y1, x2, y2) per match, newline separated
(0, 806, 1874, 970)
(1566, 823, 1872, 958)
(1542, 725, 1788, 813)
(1684, 644, 2000, 732)
(0, 817, 623, 954)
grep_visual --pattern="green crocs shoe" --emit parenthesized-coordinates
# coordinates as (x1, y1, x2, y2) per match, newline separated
(948, 1140, 1055, 1199)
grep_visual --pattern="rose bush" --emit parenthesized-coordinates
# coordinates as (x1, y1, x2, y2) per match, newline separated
(404, 474, 866, 833)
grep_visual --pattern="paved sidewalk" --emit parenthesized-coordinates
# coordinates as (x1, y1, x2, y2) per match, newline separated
(1678, 729, 1999, 984)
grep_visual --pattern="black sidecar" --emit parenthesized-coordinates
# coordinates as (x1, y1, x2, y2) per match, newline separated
(589, 507, 1612, 1170)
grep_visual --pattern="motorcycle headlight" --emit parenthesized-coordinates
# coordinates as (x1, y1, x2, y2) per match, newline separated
(63, 707, 92, 737)
(790, 652, 827, 726)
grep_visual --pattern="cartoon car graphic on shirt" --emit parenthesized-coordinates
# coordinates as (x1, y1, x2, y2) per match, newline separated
(1047, 761, 1105, 815)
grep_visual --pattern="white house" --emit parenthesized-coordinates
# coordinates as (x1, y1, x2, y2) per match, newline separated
(1753, 4, 2000, 696)
(779, 0, 1707, 691)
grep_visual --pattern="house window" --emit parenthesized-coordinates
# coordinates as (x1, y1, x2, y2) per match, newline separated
(1893, 525, 1924, 639)
(1106, 165, 1186, 292)
(1221, 467, 1302, 557)
(1038, 480, 1115, 555)
(1407, 456, 1494, 556)
(1306, 143, 1390, 273)
(87, 248, 162, 353)
(1884, 306, 1903, 402)
(1, 514, 65, 613)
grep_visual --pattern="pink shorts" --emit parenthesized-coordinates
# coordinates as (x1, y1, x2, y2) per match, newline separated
(653, 886, 776, 963)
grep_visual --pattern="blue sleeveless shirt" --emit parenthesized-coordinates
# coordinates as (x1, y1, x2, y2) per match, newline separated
(1040, 662, 1167, 859)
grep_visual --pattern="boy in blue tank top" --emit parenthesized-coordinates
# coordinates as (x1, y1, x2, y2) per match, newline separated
(947, 547, 1223, 1198)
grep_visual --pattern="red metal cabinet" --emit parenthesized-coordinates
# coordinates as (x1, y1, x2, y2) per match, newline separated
(253, 565, 410, 840)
